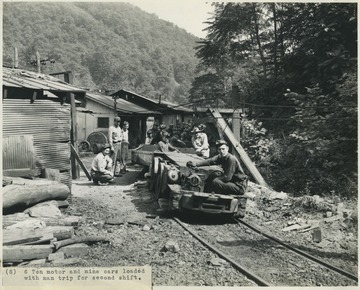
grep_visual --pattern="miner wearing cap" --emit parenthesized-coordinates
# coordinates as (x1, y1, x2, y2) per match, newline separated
(108, 116, 123, 176)
(151, 122, 167, 145)
(186, 140, 248, 195)
(91, 143, 114, 185)
(191, 124, 210, 158)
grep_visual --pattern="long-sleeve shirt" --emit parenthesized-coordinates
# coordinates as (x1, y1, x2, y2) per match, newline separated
(91, 152, 113, 173)
(195, 153, 246, 185)
(108, 125, 123, 147)
(122, 129, 129, 143)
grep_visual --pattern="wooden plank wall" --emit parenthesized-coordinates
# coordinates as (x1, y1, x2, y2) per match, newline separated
(3, 99, 72, 188)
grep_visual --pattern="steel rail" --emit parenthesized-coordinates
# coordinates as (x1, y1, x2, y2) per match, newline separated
(234, 218, 358, 282)
(173, 217, 271, 286)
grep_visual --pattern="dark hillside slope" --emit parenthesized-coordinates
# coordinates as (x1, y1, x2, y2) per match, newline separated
(3, 2, 199, 103)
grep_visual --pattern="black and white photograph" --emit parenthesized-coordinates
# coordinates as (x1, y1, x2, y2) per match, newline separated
(2, 1, 358, 288)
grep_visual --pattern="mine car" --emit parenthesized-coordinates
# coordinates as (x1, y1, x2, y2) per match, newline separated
(132, 145, 247, 217)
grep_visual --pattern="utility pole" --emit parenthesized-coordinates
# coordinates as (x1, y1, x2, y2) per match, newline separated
(112, 95, 118, 117)
(14, 47, 18, 68)
(36, 51, 41, 73)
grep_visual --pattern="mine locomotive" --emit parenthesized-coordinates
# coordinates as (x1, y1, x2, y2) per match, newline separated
(132, 145, 247, 216)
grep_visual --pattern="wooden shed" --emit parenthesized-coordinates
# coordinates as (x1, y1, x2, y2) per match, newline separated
(77, 92, 161, 148)
(111, 89, 193, 128)
(2, 68, 86, 188)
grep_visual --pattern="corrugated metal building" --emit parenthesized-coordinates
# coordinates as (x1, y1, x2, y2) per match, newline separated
(3, 67, 86, 188)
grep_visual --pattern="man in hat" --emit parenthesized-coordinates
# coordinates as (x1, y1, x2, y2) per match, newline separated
(191, 126, 210, 158)
(120, 121, 130, 174)
(151, 122, 167, 145)
(186, 140, 248, 195)
(91, 143, 114, 185)
(108, 116, 123, 176)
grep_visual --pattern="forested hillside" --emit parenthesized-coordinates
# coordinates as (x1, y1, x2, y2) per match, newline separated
(3, 2, 199, 103)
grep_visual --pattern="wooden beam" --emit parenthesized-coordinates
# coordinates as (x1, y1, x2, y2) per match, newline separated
(3, 226, 74, 246)
(3, 245, 53, 262)
(70, 144, 92, 180)
(232, 109, 242, 163)
(70, 93, 80, 179)
(3, 168, 37, 178)
(3, 214, 80, 228)
(31, 91, 37, 104)
(208, 108, 268, 187)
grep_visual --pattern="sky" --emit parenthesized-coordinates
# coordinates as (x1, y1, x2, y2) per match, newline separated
(124, 0, 214, 38)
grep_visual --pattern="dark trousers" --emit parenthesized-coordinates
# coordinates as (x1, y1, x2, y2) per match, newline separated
(205, 177, 246, 195)
(91, 170, 113, 183)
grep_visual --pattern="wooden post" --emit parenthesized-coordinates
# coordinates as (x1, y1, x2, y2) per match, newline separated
(14, 47, 18, 68)
(70, 93, 80, 179)
(209, 108, 268, 187)
(36, 51, 41, 73)
(232, 109, 242, 161)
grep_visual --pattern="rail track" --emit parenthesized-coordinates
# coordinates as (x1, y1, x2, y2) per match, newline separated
(173, 215, 358, 286)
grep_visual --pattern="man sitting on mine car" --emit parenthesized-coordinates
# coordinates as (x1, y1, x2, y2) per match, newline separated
(186, 140, 248, 195)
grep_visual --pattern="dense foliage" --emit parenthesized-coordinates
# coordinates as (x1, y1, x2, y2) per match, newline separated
(3, 2, 199, 103)
(193, 3, 357, 197)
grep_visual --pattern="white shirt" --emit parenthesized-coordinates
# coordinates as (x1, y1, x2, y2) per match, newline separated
(91, 152, 113, 173)
(122, 129, 129, 143)
(109, 125, 123, 146)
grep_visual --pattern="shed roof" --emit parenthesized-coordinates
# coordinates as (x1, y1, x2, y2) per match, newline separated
(112, 89, 192, 113)
(3, 67, 86, 93)
(86, 92, 160, 115)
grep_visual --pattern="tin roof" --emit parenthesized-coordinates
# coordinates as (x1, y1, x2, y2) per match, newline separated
(112, 89, 193, 113)
(86, 92, 160, 115)
(3, 67, 86, 93)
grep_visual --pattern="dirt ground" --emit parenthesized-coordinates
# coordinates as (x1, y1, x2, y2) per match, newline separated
(65, 154, 358, 286)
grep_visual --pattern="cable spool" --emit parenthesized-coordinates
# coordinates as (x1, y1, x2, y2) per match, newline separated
(78, 140, 90, 152)
(87, 131, 108, 150)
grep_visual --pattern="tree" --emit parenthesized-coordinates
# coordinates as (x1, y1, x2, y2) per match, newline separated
(192, 3, 357, 197)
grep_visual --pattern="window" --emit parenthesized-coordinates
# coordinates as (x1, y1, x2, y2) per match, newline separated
(97, 117, 109, 128)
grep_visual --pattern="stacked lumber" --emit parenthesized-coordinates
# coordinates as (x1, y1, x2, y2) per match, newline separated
(2, 177, 109, 266)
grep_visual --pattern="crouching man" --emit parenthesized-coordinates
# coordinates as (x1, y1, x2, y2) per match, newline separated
(91, 143, 115, 185)
(186, 140, 248, 195)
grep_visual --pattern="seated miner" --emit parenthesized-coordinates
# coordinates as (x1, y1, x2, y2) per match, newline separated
(91, 143, 115, 185)
(157, 131, 180, 153)
(186, 140, 248, 195)
(191, 125, 210, 158)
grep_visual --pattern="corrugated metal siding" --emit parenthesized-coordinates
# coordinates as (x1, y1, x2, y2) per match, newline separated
(3, 99, 72, 188)
(3, 99, 71, 143)
(3, 135, 35, 170)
